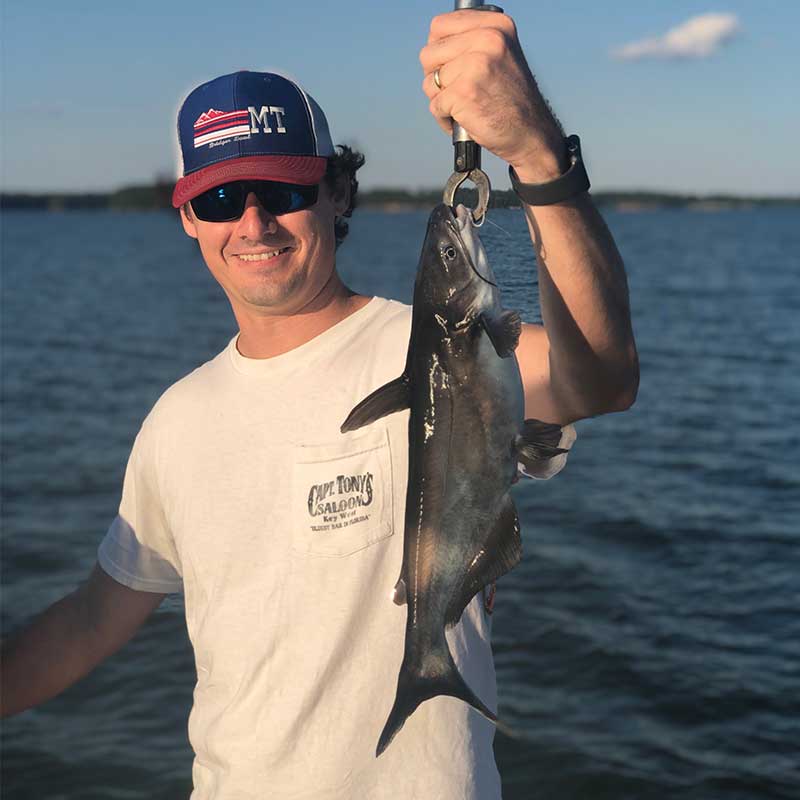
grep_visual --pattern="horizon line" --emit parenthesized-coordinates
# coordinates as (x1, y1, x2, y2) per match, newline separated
(2, 186, 798, 201)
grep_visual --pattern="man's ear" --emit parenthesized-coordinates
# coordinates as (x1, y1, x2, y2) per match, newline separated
(180, 203, 199, 240)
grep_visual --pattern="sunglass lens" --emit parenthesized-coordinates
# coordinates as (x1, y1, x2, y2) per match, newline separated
(257, 184, 318, 215)
(190, 181, 319, 222)
(191, 183, 246, 222)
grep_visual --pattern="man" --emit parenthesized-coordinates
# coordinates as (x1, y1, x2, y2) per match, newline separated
(1, 10, 638, 798)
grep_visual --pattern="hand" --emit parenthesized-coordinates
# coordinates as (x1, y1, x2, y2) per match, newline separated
(420, 10, 567, 183)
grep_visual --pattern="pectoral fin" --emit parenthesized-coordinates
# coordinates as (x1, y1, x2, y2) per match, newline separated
(516, 420, 575, 479)
(480, 310, 522, 358)
(444, 495, 522, 627)
(340, 375, 410, 433)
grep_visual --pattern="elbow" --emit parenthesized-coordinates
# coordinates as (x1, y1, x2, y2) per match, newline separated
(580, 354, 640, 418)
(549, 345, 640, 422)
(556, 369, 638, 422)
(610, 376, 638, 412)
(603, 352, 640, 413)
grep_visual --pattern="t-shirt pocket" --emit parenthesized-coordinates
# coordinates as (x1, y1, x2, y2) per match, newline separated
(292, 425, 394, 557)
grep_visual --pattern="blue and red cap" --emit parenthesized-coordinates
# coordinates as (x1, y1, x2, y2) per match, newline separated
(172, 70, 334, 208)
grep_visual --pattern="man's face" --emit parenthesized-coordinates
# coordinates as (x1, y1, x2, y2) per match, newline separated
(180, 179, 348, 319)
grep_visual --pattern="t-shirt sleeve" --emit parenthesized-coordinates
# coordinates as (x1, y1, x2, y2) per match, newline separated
(518, 422, 577, 480)
(97, 419, 183, 593)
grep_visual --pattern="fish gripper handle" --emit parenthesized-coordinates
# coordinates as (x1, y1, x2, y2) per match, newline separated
(454, 141, 481, 173)
(451, 2, 504, 174)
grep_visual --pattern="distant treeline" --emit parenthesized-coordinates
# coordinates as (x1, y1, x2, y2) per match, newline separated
(2, 184, 798, 211)
(1, 181, 175, 211)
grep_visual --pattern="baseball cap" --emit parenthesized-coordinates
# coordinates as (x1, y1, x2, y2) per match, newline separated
(172, 70, 334, 208)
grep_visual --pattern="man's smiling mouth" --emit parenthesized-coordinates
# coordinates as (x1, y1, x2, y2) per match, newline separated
(237, 247, 292, 262)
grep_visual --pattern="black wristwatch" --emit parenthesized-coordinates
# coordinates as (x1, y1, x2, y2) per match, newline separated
(508, 135, 590, 206)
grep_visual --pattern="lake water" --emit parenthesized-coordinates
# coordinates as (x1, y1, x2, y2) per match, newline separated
(2, 206, 799, 799)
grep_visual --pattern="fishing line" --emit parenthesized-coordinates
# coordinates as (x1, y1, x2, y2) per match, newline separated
(481, 216, 513, 238)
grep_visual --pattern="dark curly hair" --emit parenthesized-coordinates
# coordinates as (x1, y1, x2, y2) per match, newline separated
(324, 144, 366, 249)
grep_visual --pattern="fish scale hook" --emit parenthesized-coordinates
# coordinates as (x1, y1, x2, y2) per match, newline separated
(441, 0, 503, 226)
(443, 169, 489, 227)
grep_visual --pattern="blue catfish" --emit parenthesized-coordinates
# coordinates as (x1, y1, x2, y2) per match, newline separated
(341, 203, 570, 756)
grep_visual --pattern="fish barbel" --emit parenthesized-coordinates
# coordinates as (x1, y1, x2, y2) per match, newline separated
(341, 203, 572, 756)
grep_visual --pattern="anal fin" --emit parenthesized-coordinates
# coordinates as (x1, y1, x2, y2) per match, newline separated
(341, 375, 410, 433)
(480, 310, 522, 358)
(444, 495, 522, 627)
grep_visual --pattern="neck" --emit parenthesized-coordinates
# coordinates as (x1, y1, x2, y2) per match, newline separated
(233, 273, 372, 359)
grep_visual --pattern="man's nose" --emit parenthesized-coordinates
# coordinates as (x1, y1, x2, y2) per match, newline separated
(235, 192, 278, 238)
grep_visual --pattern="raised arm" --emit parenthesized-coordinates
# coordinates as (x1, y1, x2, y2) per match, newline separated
(420, 10, 639, 425)
(0, 562, 166, 718)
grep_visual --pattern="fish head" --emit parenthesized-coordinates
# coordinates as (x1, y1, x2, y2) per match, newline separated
(416, 204, 497, 318)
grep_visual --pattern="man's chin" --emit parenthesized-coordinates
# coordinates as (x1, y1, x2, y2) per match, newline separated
(236, 273, 307, 311)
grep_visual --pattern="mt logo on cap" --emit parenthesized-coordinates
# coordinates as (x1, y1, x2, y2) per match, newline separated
(193, 109, 252, 148)
(172, 71, 334, 208)
(192, 106, 289, 149)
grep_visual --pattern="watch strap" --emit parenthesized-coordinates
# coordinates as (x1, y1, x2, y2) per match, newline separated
(509, 135, 590, 206)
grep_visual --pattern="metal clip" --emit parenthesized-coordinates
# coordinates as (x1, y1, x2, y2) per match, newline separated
(443, 168, 491, 226)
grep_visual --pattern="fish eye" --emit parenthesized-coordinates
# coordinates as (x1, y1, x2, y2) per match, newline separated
(441, 245, 457, 261)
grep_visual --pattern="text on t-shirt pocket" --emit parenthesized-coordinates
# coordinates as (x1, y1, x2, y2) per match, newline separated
(292, 425, 394, 557)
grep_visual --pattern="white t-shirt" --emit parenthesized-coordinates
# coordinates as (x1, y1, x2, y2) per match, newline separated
(98, 297, 572, 799)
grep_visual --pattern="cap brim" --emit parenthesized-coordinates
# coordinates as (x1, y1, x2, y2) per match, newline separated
(172, 155, 328, 208)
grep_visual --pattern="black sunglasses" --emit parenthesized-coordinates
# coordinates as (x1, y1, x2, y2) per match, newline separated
(190, 180, 319, 223)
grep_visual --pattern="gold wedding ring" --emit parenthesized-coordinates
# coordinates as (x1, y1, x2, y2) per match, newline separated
(433, 68, 442, 90)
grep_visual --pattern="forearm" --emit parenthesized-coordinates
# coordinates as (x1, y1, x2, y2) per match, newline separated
(418, 10, 639, 418)
(0, 590, 100, 718)
(522, 189, 639, 419)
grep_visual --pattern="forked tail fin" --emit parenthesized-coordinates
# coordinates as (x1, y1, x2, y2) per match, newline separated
(375, 648, 496, 757)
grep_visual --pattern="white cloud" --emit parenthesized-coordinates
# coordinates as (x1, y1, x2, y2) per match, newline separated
(611, 13, 741, 61)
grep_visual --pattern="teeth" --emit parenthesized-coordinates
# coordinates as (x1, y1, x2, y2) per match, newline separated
(239, 248, 287, 262)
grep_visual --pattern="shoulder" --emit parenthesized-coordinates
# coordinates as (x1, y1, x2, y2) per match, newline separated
(139, 342, 233, 438)
(367, 297, 412, 337)
(354, 297, 412, 360)
(325, 297, 412, 395)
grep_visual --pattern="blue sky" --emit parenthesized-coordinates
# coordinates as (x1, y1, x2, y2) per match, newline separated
(2, 0, 798, 195)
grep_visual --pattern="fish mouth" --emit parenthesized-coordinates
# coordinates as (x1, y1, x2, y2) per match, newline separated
(450, 205, 497, 287)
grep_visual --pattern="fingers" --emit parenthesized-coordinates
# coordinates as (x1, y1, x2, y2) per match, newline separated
(421, 41, 495, 100)
(430, 107, 453, 136)
(422, 45, 499, 135)
(421, 70, 455, 134)
(418, 10, 536, 157)
(422, 66, 448, 99)
(419, 11, 520, 115)
(427, 8, 516, 45)
(420, 25, 510, 76)
(427, 86, 462, 133)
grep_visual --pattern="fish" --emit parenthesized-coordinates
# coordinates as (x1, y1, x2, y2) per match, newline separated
(340, 203, 570, 757)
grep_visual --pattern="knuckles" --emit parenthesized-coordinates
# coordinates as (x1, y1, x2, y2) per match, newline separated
(418, 44, 436, 71)
(422, 12, 520, 73)
(478, 26, 510, 58)
(429, 9, 518, 39)
(496, 13, 518, 38)
(429, 12, 450, 37)
(470, 50, 496, 77)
